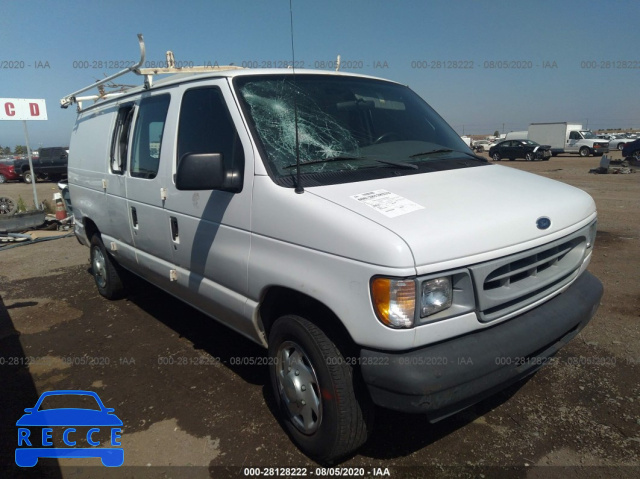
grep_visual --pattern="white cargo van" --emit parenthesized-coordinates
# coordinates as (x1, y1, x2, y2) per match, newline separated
(528, 122, 609, 157)
(61, 38, 603, 463)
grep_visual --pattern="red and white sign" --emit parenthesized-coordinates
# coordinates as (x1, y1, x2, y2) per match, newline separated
(0, 98, 48, 121)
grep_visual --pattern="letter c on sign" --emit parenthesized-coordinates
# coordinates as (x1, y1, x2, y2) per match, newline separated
(87, 428, 100, 446)
(63, 428, 77, 446)
(4, 102, 15, 116)
(29, 103, 40, 117)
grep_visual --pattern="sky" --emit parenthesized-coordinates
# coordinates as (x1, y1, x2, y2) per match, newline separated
(1, 0, 639, 150)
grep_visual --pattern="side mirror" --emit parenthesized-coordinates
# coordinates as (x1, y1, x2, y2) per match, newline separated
(175, 153, 242, 192)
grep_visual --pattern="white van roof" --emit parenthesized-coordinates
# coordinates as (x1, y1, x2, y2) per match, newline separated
(59, 34, 398, 112)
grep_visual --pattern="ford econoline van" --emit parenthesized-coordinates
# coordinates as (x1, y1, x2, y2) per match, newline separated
(62, 49, 603, 462)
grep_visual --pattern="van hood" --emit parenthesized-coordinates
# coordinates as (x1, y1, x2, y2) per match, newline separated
(307, 164, 596, 269)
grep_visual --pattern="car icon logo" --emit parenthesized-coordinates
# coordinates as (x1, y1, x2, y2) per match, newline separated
(15, 390, 124, 467)
(536, 217, 551, 230)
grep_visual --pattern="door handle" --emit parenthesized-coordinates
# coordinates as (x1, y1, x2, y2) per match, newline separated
(131, 207, 138, 227)
(170, 216, 179, 242)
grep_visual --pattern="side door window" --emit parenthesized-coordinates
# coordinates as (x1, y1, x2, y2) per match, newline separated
(110, 105, 135, 174)
(131, 95, 170, 179)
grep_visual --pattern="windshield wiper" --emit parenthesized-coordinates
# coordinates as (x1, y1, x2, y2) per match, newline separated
(409, 149, 488, 163)
(284, 155, 417, 170)
(409, 148, 453, 158)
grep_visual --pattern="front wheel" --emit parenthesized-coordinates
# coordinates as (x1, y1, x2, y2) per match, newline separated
(268, 315, 371, 463)
(90, 235, 125, 299)
(579, 147, 590, 157)
(525, 152, 535, 161)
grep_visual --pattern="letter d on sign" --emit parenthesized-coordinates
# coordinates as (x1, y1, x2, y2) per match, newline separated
(0, 98, 47, 121)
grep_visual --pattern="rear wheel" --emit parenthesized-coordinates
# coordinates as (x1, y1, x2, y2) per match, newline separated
(90, 235, 125, 299)
(268, 315, 371, 463)
(22, 171, 33, 184)
(634, 150, 640, 160)
(492, 153, 501, 161)
(618, 143, 625, 151)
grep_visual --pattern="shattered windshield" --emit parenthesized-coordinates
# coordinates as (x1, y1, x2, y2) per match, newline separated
(234, 74, 475, 183)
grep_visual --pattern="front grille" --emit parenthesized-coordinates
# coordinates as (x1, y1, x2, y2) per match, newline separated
(469, 224, 591, 322)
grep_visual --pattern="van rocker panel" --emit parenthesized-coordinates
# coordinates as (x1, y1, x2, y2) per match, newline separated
(359, 270, 602, 419)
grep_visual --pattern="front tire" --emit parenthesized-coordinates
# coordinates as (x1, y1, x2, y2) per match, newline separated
(579, 147, 590, 157)
(268, 315, 371, 463)
(0, 174, 6, 184)
(525, 152, 535, 161)
(90, 235, 125, 299)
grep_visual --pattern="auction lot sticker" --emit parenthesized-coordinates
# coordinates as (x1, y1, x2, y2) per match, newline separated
(351, 189, 424, 218)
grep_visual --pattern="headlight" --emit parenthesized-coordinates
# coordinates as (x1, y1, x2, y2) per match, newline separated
(420, 277, 453, 317)
(371, 278, 415, 328)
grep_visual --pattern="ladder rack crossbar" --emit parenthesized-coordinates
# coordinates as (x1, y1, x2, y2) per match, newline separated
(60, 34, 245, 110)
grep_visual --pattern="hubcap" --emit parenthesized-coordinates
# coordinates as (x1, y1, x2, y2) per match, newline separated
(91, 247, 108, 289)
(275, 341, 322, 434)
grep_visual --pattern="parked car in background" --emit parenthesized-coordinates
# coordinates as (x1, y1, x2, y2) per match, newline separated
(0, 159, 21, 183)
(489, 139, 552, 161)
(607, 136, 631, 151)
(13, 147, 69, 183)
(622, 138, 640, 159)
(472, 140, 491, 152)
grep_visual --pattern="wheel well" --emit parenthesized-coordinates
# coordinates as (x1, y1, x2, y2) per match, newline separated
(259, 287, 357, 356)
(83, 217, 99, 242)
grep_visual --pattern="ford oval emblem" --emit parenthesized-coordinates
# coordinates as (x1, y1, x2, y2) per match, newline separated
(536, 217, 551, 230)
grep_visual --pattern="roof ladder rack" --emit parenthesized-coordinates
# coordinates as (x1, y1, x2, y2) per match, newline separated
(60, 34, 146, 109)
(60, 34, 245, 111)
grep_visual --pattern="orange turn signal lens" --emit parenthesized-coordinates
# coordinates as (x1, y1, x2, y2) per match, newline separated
(371, 278, 416, 328)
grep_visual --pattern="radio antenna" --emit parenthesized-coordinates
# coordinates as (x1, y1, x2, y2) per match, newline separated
(290, 0, 304, 194)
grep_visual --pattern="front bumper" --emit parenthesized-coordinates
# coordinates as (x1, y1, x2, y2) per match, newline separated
(360, 270, 602, 420)
(592, 144, 609, 154)
(535, 149, 552, 160)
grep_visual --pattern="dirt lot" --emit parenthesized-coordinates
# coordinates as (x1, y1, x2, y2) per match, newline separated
(1, 153, 639, 478)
